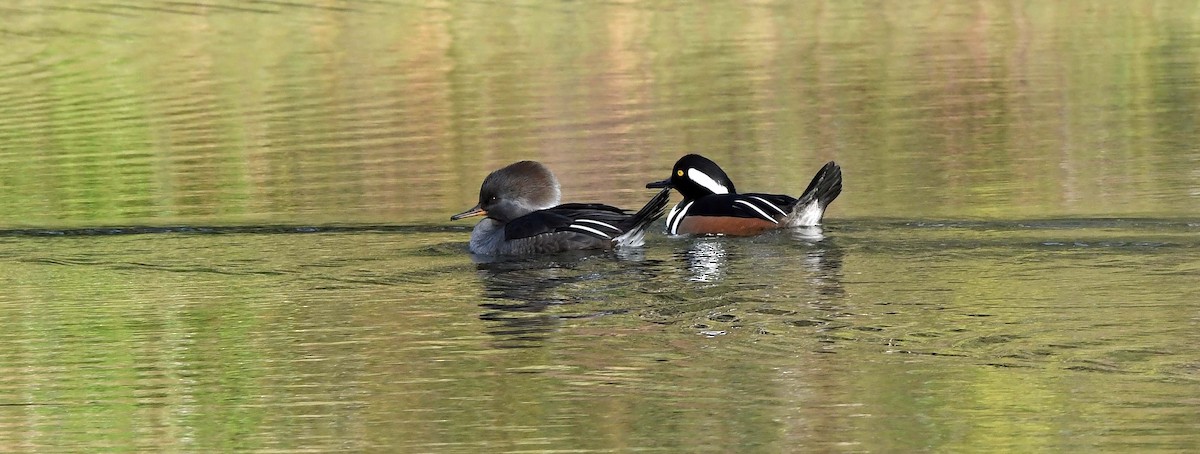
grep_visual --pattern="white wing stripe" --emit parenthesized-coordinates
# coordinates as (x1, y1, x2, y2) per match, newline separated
(734, 200, 779, 224)
(749, 196, 788, 216)
(573, 219, 620, 231)
(569, 224, 612, 239)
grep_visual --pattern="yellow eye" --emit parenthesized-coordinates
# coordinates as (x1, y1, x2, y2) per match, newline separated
(676, 170, 684, 177)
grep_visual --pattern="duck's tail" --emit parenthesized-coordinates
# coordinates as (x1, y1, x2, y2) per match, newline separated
(614, 188, 671, 248)
(787, 161, 843, 227)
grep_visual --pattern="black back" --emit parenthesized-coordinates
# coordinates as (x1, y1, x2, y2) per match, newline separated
(503, 204, 629, 240)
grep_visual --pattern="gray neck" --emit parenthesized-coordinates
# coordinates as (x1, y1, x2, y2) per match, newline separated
(468, 218, 508, 255)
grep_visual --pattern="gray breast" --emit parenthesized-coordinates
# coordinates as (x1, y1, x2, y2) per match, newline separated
(468, 219, 508, 255)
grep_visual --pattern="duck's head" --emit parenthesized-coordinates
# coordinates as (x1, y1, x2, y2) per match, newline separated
(452, 161, 562, 223)
(646, 153, 736, 199)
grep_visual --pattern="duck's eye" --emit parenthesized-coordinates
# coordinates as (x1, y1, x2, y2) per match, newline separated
(676, 170, 684, 177)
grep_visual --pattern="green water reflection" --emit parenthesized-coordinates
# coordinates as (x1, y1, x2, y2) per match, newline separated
(1, 223, 1197, 451)
(1, 1, 1197, 227)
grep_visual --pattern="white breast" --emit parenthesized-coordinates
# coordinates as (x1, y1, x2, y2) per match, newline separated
(666, 201, 695, 235)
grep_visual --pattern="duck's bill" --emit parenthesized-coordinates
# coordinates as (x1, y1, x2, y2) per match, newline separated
(645, 178, 672, 189)
(450, 205, 486, 221)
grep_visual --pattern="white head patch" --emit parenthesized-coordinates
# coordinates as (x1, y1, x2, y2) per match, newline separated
(687, 168, 730, 195)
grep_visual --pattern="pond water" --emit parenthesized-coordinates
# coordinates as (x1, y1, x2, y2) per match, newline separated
(2, 1, 1199, 452)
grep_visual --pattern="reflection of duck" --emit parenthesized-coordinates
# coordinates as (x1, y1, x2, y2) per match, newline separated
(452, 161, 670, 256)
(474, 259, 582, 348)
(674, 233, 845, 295)
(790, 225, 826, 243)
(647, 154, 842, 236)
(473, 254, 656, 348)
(682, 238, 728, 283)
(796, 244, 845, 299)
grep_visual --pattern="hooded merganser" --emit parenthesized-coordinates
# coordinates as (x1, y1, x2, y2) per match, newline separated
(452, 161, 671, 256)
(646, 154, 842, 236)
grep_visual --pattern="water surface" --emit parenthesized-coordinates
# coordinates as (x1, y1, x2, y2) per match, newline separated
(1, 1, 1199, 452)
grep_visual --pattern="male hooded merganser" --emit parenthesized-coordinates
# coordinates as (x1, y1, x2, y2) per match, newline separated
(646, 154, 842, 236)
(452, 161, 671, 256)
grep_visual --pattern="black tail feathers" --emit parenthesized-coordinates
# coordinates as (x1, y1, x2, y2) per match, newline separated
(786, 161, 842, 227)
(615, 187, 671, 247)
(798, 161, 842, 209)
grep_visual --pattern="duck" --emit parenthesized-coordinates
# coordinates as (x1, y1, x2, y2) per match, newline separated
(645, 154, 842, 236)
(452, 161, 671, 255)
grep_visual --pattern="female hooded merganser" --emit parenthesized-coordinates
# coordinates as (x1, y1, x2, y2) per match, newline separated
(646, 154, 842, 236)
(452, 161, 671, 256)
